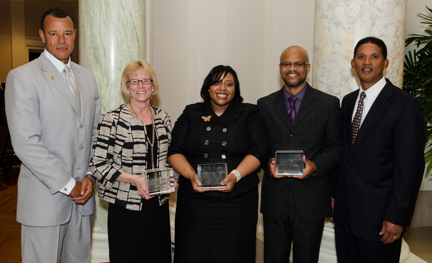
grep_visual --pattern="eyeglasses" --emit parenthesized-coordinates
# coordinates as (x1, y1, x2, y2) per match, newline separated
(127, 79, 154, 85)
(280, 61, 309, 69)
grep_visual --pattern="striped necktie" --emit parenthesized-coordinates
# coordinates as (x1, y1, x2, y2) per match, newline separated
(351, 92, 366, 145)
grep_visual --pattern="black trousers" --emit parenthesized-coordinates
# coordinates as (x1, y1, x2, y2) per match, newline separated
(174, 186, 258, 263)
(335, 216, 402, 263)
(263, 190, 324, 263)
(108, 200, 172, 263)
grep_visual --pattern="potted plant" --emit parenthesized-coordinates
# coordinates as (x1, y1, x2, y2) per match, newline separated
(404, 6, 432, 169)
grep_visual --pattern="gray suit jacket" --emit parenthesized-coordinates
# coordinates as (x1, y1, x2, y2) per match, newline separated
(258, 84, 342, 221)
(5, 53, 101, 226)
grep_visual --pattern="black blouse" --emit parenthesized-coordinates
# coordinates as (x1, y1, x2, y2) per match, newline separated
(168, 100, 270, 199)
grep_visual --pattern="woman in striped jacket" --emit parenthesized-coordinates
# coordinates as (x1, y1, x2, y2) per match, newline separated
(90, 59, 173, 263)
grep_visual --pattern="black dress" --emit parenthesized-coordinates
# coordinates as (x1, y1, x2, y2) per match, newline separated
(108, 124, 172, 263)
(168, 101, 270, 263)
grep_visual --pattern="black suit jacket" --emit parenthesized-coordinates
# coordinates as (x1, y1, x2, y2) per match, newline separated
(331, 79, 425, 241)
(258, 84, 342, 221)
(168, 100, 270, 199)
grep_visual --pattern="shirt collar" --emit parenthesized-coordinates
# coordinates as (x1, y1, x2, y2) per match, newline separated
(43, 49, 72, 74)
(283, 83, 307, 102)
(360, 77, 386, 99)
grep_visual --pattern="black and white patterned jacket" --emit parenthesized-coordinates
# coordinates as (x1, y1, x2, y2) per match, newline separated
(90, 104, 172, 210)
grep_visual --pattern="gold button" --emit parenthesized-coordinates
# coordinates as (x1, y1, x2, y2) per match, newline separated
(222, 141, 227, 146)
(205, 140, 209, 145)
(204, 153, 208, 158)
(206, 127, 211, 131)
(222, 128, 227, 132)
(221, 154, 226, 159)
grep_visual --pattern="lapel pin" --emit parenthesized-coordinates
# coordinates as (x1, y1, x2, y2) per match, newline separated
(51, 76, 54, 80)
(201, 115, 212, 122)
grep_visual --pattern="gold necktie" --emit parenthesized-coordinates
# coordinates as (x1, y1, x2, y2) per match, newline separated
(64, 65, 80, 113)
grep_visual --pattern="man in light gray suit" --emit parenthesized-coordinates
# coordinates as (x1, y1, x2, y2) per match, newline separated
(5, 8, 100, 263)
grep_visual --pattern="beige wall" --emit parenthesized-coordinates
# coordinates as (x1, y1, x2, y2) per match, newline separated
(0, 0, 12, 81)
(151, 0, 316, 126)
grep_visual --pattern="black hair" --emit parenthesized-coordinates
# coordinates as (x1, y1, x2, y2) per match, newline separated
(200, 65, 243, 102)
(40, 8, 75, 32)
(353, 36, 387, 59)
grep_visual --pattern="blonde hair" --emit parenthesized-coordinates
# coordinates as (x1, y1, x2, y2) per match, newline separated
(121, 59, 160, 103)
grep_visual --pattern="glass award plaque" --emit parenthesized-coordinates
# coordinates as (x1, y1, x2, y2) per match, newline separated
(275, 150, 304, 176)
(197, 163, 227, 189)
(143, 168, 175, 196)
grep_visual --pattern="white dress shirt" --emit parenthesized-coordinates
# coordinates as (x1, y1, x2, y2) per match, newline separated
(351, 77, 387, 127)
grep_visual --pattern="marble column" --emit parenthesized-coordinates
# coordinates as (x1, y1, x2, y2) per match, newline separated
(79, 0, 146, 113)
(312, 0, 407, 99)
(79, 1, 146, 262)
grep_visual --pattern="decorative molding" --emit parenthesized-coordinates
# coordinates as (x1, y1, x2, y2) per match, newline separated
(9, 0, 24, 4)
(25, 38, 44, 48)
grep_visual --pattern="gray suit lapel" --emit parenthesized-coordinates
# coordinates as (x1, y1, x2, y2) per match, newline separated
(38, 54, 80, 116)
(273, 88, 292, 129)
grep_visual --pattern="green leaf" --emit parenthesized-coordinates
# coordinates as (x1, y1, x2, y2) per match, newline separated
(404, 6, 432, 173)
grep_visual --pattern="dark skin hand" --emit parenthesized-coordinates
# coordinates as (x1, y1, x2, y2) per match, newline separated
(212, 173, 236, 193)
(380, 220, 403, 244)
(71, 177, 94, 205)
(69, 181, 82, 198)
(191, 173, 236, 193)
(269, 155, 316, 180)
(190, 173, 211, 193)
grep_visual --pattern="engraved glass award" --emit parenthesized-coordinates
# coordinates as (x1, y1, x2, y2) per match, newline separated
(143, 167, 175, 196)
(275, 150, 304, 176)
(197, 163, 227, 189)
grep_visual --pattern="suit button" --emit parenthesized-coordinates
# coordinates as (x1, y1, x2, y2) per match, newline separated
(206, 127, 211, 131)
(347, 162, 352, 165)
(204, 153, 208, 158)
(204, 140, 209, 145)
(80, 146, 84, 150)
(222, 141, 227, 146)
(222, 128, 227, 132)
(221, 154, 226, 159)
(290, 134, 293, 138)
(80, 125, 84, 129)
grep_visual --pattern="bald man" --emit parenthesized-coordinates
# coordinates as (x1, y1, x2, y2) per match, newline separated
(258, 46, 342, 263)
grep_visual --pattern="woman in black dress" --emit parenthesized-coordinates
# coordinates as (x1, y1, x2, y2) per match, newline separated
(168, 65, 270, 263)
(90, 59, 173, 263)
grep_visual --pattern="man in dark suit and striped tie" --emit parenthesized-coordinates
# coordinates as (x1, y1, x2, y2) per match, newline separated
(258, 46, 342, 263)
(331, 37, 425, 263)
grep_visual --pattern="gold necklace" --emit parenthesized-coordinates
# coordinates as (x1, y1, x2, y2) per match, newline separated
(129, 103, 155, 168)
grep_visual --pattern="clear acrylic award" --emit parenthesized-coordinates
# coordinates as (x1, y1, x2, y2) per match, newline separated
(275, 150, 304, 176)
(197, 163, 227, 189)
(143, 167, 175, 195)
